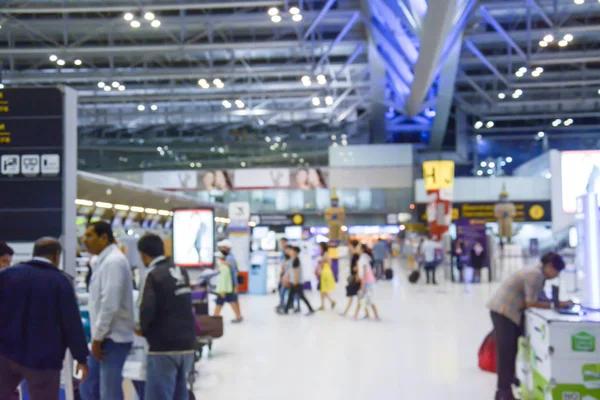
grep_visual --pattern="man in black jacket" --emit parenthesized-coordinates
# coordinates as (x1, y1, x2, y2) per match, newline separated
(138, 234, 196, 400)
(0, 237, 89, 400)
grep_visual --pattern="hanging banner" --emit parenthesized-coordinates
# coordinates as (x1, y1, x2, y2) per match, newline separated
(422, 161, 455, 240)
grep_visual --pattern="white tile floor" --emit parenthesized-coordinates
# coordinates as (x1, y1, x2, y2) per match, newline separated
(192, 264, 499, 400)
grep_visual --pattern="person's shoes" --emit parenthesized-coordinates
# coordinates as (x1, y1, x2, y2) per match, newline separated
(231, 317, 244, 324)
(277, 309, 287, 315)
(331, 301, 337, 309)
(318, 306, 325, 311)
(306, 311, 315, 316)
(433, 282, 438, 285)
(294, 308, 301, 314)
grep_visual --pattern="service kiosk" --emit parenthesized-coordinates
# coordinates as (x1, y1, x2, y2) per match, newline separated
(518, 193, 600, 400)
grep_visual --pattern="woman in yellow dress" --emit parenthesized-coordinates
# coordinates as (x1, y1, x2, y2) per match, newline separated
(316, 242, 336, 310)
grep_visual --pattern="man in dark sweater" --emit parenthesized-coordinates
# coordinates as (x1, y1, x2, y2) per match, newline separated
(0, 237, 89, 400)
(138, 234, 196, 400)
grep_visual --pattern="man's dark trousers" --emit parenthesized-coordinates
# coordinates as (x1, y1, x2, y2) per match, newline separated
(0, 354, 61, 400)
(490, 311, 522, 400)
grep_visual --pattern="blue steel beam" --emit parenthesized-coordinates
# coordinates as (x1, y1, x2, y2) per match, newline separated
(464, 39, 509, 86)
(335, 43, 365, 80)
(303, 0, 337, 40)
(405, 0, 457, 117)
(381, 0, 421, 36)
(479, 6, 528, 62)
(429, 33, 464, 150)
(526, 0, 553, 27)
(316, 11, 360, 71)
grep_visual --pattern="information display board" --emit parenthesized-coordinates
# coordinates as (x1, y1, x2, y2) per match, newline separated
(172, 208, 215, 267)
(0, 87, 76, 243)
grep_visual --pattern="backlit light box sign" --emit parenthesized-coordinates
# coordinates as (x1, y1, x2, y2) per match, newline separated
(173, 208, 215, 267)
(561, 150, 600, 213)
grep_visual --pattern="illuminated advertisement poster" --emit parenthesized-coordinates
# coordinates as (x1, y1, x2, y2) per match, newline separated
(422, 160, 455, 240)
(173, 209, 214, 267)
(561, 150, 600, 213)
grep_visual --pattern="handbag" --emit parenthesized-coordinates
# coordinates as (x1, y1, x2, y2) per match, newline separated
(122, 335, 149, 381)
(478, 331, 497, 373)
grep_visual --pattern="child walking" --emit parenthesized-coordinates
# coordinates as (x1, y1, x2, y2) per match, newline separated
(353, 244, 380, 320)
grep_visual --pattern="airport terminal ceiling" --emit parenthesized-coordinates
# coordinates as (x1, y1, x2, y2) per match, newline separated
(2, 0, 600, 172)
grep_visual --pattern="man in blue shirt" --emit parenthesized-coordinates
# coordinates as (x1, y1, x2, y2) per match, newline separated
(218, 239, 244, 323)
(0, 237, 89, 400)
(372, 238, 389, 280)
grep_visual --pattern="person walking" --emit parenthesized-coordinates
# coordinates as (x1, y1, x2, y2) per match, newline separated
(487, 253, 572, 400)
(372, 238, 389, 280)
(218, 240, 243, 323)
(316, 242, 336, 310)
(80, 221, 135, 400)
(353, 244, 380, 320)
(213, 251, 236, 317)
(420, 235, 443, 285)
(138, 234, 197, 400)
(451, 238, 466, 282)
(284, 246, 315, 316)
(342, 240, 362, 317)
(470, 241, 485, 283)
(0, 237, 89, 400)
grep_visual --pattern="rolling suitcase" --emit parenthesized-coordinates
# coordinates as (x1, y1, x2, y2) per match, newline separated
(408, 269, 421, 284)
(197, 315, 224, 338)
(385, 268, 394, 280)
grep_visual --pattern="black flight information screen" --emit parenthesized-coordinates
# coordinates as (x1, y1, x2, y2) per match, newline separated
(0, 88, 65, 242)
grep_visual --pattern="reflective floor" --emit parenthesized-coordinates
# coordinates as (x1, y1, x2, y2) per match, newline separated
(192, 264, 498, 400)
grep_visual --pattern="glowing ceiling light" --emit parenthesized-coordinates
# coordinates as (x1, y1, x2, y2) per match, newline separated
(506, 157, 513, 163)
(222, 100, 232, 109)
(532, 70, 541, 77)
(49, 54, 58, 62)
(537, 131, 545, 138)
(325, 96, 334, 105)
(330, 135, 337, 141)
(74, 59, 82, 66)
(144, 11, 155, 21)
(498, 93, 506, 100)
(515, 70, 524, 78)
(130, 206, 145, 213)
(289, 6, 300, 14)
(564, 118, 574, 126)
(539, 40, 548, 47)
(480, 161, 487, 167)
(514, 89, 523, 96)
(292, 14, 303, 22)
(103, 86, 111, 92)
(544, 34, 554, 42)
(558, 40, 568, 47)
(56, 59, 65, 66)
(574, 0, 584, 4)
(124, 12, 134, 21)
(95, 202, 113, 209)
(268, 7, 279, 16)
(151, 19, 161, 28)
(75, 199, 94, 206)
(312, 97, 321, 106)
(145, 208, 158, 214)
(137, 104, 146, 111)
(98, 82, 106, 88)
(477, 170, 483, 176)
(111, 81, 120, 88)
(552, 119, 562, 127)
(564, 34, 574, 42)
(489, 162, 496, 168)
(486, 121, 494, 128)
(114, 204, 130, 211)
(150, 104, 158, 111)
(235, 100, 245, 109)
(241, 161, 247, 167)
(118, 85, 126, 91)
(130, 20, 141, 28)
(474, 121, 483, 129)
(271, 15, 282, 23)
(265, 136, 271, 143)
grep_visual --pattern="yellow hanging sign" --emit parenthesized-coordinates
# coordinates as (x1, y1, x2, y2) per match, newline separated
(422, 160, 455, 191)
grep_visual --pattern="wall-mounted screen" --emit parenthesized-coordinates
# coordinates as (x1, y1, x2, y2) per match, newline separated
(173, 208, 214, 267)
(561, 150, 600, 213)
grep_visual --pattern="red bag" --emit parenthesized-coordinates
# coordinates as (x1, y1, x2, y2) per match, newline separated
(478, 331, 497, 373)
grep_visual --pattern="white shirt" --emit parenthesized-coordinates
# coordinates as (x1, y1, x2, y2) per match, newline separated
(421, 239, 443, 263)
(357, 254, 371, 280)
(89, 244, 135, 343)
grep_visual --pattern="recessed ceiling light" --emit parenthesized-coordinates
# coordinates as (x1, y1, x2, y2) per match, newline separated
(498, 93, 506, 99)
(265, 136, 271, 143)
(0, 84, 4, 89)
(558, 40, 568, 47)
(477, 170, 483, 176)
(144, 11, 155, 21)
(235, 100, 245, 109)
(564, 118, 574, 126)
(506, 157, 513, 163)
(49, 54, 58, 62)
(137, 104, 145, 111)
(476, 134, 482, 140)
(74, 59, 82, 66)
(489, 162, 496, 168)
(544, 34, 554, 42)
(222, 100, 232, 109)
(289, 6, 300, 15)
(480, 161, 487, 167)
(325, 96, 334, 105)
(268, 7, 279, 16)
(130, 20, 141, 28)
(196, 162, 202, 168)
(150, 104, 158, 111)
(111, 81, 120, 88)
(118, 85, 126, 91)
(564, 34, 574, 42)
(552, 119, 562, 127)
(539, 40, 548, 47)
(103, 86, 111, 92)
(271, 15, 282, 23)
(486, 121, 494, 128)
(292, 14, 303, 22)
(241, 161, 247, 167)
(189, 162, 195, 168)
(537, 131, 545, 138)
(97, 82, 106, 88)
(532, 70, 541, 77)
(514, 89, 523, 96)
(151, 19, 161, 28)
(474, 121, 483, 129)
(124, 12, 134, 21)
(574, 0, 584, 5)
(312, 97, 321, 106)
(56, 59, 65, 66)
